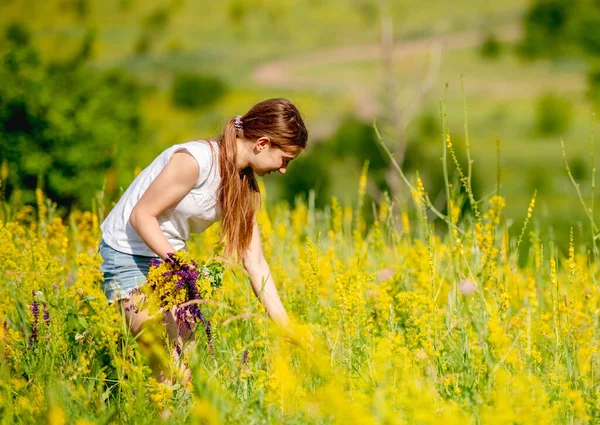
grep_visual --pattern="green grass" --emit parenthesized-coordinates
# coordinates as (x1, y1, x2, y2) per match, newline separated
(3, 0, 597, 238)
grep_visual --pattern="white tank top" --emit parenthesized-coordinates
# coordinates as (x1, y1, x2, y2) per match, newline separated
(100, 140, 222, 257)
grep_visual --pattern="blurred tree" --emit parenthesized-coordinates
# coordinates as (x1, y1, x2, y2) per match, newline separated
(134, 34, 152, 56)
(416, 111, 439, 140)
(142, 7, 170, 30)
(375, 0, 442, 208)
(228, 0, 248, 27)
(480, 33, 503, 59)
(134, 6, 173, 55)
(518, 0, 572, 58)
(329, 115, 387, 170)
(118, 0, 134, 12)
(0, 24, 144, 209)
(278, 114, 391, 209)
(570, 156, 588, 181)
(353, 0, 378, 25)
(5, 22, 30, 47)
(520, 0, 600, 108)
(74, 0, 89, 19)
(588, 67, 600, 104)
(171, 73, 227, 110)
(535, 92, 572, 136)
(279, 142, 331, 208)
(527, 164, 553, 194)
(328, 114, 389, 193)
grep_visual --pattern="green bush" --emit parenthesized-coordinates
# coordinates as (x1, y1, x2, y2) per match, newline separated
(416, 111, 439, 139)
(480, 33, 502, 59)
(328, 115, 387, 172)
(171, 73, 227, 110)
(535, 92, 572, 136)
(519, 0, 573, 58)
(0, 31, 144, 209)
(279, 143, 331, 208)
(574, 5, 600, 56)
(5, 22, 30, 47)
(587, 67, 600, 107)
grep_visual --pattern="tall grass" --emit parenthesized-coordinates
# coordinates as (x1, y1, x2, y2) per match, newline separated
(1, 103, 599, 424)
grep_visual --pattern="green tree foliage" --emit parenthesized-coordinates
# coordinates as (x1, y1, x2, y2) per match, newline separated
(134, 5, 174, 55)
(171, 73, 227, 110)
(588, 68, 600, 105)
(520, 0, 600, 59)
(281, 142, 331, 208)
(535, 92, 572, 136)
(278, 115, 386, 209)
(480, 33, 503, 59)
(0, 23, 144, 209)
(328, 115, 389, 187)
(519, 0, 572, 58)
(520, 0, 600, 107)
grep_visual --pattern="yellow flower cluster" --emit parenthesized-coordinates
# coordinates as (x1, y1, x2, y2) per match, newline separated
(4, 165, 600, 424)
(147, 377, 174, 411)
(395, 291, 437, 357)
(144, 253, 192, 313)
(299, 236, 319, 300)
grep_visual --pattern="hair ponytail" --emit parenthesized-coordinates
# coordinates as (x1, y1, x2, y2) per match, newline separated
(214, 98, 308, 261)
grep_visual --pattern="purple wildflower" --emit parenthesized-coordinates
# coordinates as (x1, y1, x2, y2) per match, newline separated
(175, 307, 192, 335)
(151, 252, 218, 358)
(206, 320, 214, 356)
(29, 290, 39, 346)
(43, 303, 50, 326)
(149, 257, 163, 268)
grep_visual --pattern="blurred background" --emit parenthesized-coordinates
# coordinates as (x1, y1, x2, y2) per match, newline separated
(1, 0, 599, 250)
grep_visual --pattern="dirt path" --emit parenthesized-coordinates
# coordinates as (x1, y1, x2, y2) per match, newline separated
(251, 24, 521, 136)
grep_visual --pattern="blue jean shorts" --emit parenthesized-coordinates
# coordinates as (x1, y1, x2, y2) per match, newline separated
(98, 239, 156, 303)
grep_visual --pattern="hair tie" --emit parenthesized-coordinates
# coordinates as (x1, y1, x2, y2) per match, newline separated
(234, 115, 243, 131)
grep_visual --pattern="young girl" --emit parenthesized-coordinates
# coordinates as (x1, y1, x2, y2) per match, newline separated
(98, 98, 308, 342)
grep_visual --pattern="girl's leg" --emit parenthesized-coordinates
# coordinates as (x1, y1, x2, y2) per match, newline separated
(119, 293, 154, 337)
(99, 243, 191, 382)
(119, 293, 192, 383)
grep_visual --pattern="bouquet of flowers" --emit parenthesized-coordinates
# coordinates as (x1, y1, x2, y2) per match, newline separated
(145, 251, 224, 355)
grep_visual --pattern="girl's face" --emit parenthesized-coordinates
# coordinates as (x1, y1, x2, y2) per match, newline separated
(252, 138, 297, 177)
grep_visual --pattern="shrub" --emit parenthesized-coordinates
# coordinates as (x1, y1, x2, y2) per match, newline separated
(519, 0, 572, 58)
(279, 143, 331, 208)
(0, 40, 144, 209)
(574, 6, 600, 56)
(328, 115, 387, 171)
(171, 73, 227, 110)
(588, 67, 600, 107)
(535, 92, 572, 136)
(480, 33, 502, 59)
(417, 111, 439, 139)
(5, 21, 30, 47)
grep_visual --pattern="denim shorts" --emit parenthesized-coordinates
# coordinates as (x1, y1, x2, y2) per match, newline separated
(98, 239, 156, 303)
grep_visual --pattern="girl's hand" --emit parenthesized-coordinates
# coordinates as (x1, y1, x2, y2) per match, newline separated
(242, 220, 290, 326)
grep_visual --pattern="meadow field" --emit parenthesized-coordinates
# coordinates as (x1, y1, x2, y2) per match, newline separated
(3, 0, 600, 423)
(2, 129, 600, 423)
(2, 0, 587, 224)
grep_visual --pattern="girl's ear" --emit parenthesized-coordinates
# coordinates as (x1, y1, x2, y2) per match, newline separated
(256, 136, 271, 151)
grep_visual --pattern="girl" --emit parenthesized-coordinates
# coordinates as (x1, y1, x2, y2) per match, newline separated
(98, 98, 308, 344)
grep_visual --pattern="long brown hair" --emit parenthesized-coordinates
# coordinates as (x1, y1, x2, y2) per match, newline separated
(213, 98, 308, 260)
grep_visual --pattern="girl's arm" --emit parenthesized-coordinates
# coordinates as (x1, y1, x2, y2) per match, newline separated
(242, 219, 290, 326)
(129, 151, 199, 260)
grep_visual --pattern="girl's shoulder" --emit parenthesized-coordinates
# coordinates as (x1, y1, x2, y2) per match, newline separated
(171, 139, 220, 189)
